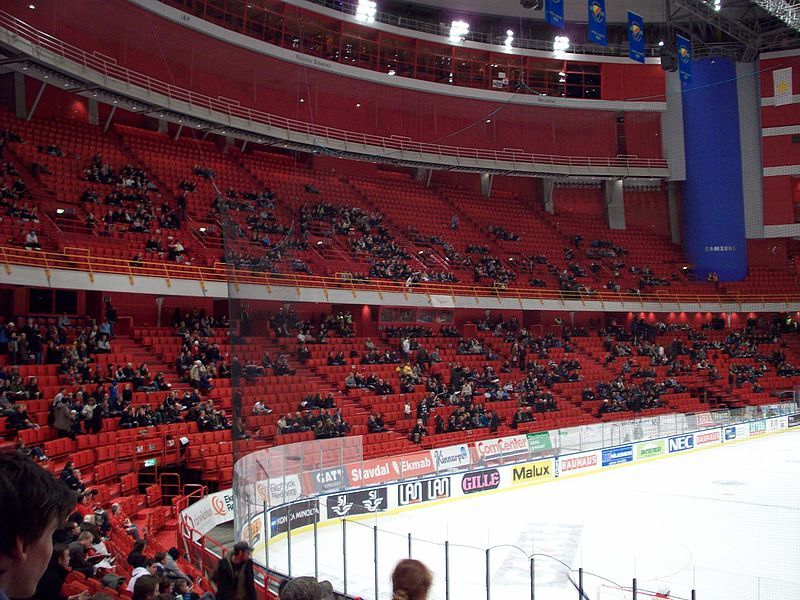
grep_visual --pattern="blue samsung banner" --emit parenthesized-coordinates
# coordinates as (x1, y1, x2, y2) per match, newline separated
(545, 0, 564, 29)
(676, 35, 693, 82)
(588, 0, 607, 46)
(628, 12, 645, 63)
(681, 58, 748, 281)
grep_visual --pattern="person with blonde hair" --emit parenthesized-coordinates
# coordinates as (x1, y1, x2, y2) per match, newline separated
(391, 559, 432, 600)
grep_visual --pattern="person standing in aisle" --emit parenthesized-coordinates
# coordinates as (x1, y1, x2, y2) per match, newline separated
(210, 541, 256, 600)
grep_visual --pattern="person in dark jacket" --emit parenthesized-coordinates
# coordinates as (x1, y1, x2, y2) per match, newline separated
(30, 544, 74, 600)
(127, 539, 148, 569)
(210, 541, 256, 600)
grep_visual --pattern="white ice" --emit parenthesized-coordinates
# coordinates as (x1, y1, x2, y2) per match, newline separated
(263, 430, 800, 600)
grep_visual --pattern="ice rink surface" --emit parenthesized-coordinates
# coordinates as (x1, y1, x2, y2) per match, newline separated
(264, 430, 800, 600)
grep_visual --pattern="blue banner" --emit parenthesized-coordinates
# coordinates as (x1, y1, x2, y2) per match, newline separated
(588, 0, 607, 46)
(545, 0, 564, 29)
(628, 11, 645, 63)
(676, 34, 693, 82)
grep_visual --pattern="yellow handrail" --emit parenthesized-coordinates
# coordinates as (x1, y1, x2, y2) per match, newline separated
(0, 245, 798, 307)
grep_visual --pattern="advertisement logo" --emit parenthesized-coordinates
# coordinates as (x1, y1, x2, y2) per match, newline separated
(789, 415, 800, 428)
(602, 445, 633, 466)
(431, 445, 470, 470)
(679, 45, 691, 63)
(347, 452, 434, 486)
(724, 426, 737, 441)
(305, 467, 346, 494)
(526, 431, 553, 453)
(461, 469, 500, 494)
(559, 452, 599, 474)
(256, 475, 301, 506)
(590, 1, 604, 23)
(512, 460, 553, 483)
(398, 477, 451, 506)
(694, 429, 721, 447)
(475, 435, 528, 460)
(326, 488, 387, 519)
(269, 500, 320, 537)
(668, 434, 694, 453)
(635, 440, 665, 460)
(243, 517, 262, 546)
(630, 22, 643, 42)
(211, 495, 227, 516)
(767, 417, 787, 431)
(749, 420, 766, 436)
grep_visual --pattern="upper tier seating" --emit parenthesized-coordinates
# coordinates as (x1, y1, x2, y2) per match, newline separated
(1, 106, 798, 298)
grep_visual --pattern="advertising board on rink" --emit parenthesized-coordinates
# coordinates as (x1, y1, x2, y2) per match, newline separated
(474, 435, 528, 461)
(667, 433, 694, 453)
(346, 451, 434, 486)
(397, 477, 451, 506)
(556, 450, 600, 477)
(511, 459, 554, 484)
(326, 487, 388, 518)
(601, 444, 633, 466)
(693, 428, 722, 447)
(430, 444, 471, 471)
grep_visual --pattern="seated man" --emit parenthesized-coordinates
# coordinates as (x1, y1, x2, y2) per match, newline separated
(409, 419, 428, 444)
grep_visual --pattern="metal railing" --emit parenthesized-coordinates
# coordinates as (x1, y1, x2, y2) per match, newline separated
(0, 9, 669, 174)
(1, 244, 799, 308)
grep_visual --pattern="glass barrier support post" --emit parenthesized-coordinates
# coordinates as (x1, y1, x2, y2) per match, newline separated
(263, 501, 269, 571)
(444, 540, 450, 600)
(485, 548, 491, 600)
(342, 519, 348, 595)
(373, 525, 379, 600)
(313, 518, 318, 579)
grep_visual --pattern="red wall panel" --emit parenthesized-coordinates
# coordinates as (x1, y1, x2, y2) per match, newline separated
(5, 0, 661, 159)
(762, 136, 800, 168)
(747, 238, 789, 268)
(601, 64, 666, 102)
(762, 175, 794, 225)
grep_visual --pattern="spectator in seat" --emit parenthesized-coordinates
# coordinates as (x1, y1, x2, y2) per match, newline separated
(68, 531, 96, 577)
(409, 419, 428, 444)
(279, 576, 334, 600)
(30, 543, 88, 600)
(111, 503, 142, 541)
(252, 400, 272, 416)
(60, 462, 85, 493)
(210, 541, 256, 600)
(132, 574, 159, 600)
(367, 414, 386, 434)
(127, 539, 148, 569)
(6, 403, 38, 430)
(127, 559, 158, 592)
(163, 547, 193, 586)
(15, 438, 47, 462)
(0, 452, 76, 599)
(24, 230, 41, 250)
(392, 559, 432, 600)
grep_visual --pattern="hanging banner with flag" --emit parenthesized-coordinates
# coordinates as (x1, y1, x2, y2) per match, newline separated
(773, 67, 793, 106)
(676, 35, 693, 82)
(628, 12, 645, 63)
(545, 0, 564, 29)
(588, 0, 607, 46)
